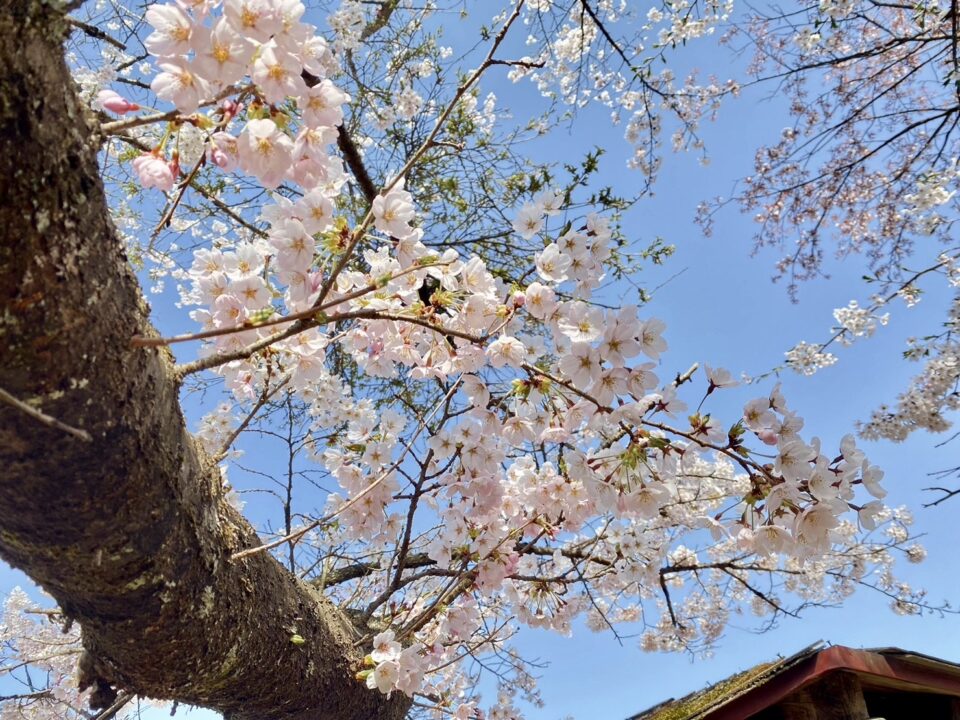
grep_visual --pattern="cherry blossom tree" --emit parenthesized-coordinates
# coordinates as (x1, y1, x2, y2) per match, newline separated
(690, 1, 960, 503)
(0, 1, 940, 719)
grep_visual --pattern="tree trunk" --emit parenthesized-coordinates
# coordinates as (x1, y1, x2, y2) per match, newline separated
(0, 4, 409, 719)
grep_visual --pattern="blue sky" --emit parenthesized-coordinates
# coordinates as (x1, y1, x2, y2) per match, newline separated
(3, 4, 960, 720)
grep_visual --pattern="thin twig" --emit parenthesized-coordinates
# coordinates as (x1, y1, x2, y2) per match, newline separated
(922, 485, 960, 507)
(153, 153, 207, 237)
(0, 690, 52, 703)
(212, 373, 291, 461)
(109, 132, 268, 239)
(100, 84, 248, 135)
(133, 262, 453, 348)
(91, 691, 133, 720)
(66, 17, 125, 50)
(0, 386, 92, 442)
(231, 379, 462, 562)
(312, 0, 528, 310)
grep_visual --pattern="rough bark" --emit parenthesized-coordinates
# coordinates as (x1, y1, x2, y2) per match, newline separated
(0, 4, 409, 719)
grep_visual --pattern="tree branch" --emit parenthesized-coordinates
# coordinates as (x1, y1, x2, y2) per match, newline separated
(0, 5, 407, 719)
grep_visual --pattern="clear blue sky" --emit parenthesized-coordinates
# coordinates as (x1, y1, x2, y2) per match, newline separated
(3, 4, 959, 720)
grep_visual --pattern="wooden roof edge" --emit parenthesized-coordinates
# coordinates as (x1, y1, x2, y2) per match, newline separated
(705, 645, 960, 720)
(625, 642, 827, 720)
(628, 643, 960, 720)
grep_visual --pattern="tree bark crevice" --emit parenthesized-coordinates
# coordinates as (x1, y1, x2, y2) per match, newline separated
(0, 4, 409, 719)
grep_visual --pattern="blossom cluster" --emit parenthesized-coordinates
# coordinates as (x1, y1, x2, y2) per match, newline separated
(102, 0, 350, 194)
(139, 16, 914, 712)
(505, 0, 737, 179)
(48, 3, 936, 719)
(832, 300, 889, 346)
(784, 340, 838, 376)
(0, 589, 88, 719)
(167, 158, 914, 712)
(860, 295, 960, 441)
(901, 164, 960, 235)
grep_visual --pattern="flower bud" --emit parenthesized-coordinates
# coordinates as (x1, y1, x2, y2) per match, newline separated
(97, 89, 139, 115)
(132, 152, 176, 192)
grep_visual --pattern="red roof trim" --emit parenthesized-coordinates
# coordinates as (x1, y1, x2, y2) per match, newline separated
(705, 646, 960, 720)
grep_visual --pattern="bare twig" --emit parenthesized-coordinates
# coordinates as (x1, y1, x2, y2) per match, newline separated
(231, 379, 462, 562)
(66, 17, 125, 50)
(133, 262, 454, 349)
(91, 691, 133, 720)
(212, 373, 291, 462)
(100, 84, 248, 135)
(312, 0, 529, 310)
(0, 386, 91, 442)
(0, 690, 52, 703)
(922, 484, 960, 507)
(109, 132, 268, 240)
(153, 152, 207, 237)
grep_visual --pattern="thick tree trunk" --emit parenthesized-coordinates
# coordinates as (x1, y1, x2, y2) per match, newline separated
(0, 4, 409, 719)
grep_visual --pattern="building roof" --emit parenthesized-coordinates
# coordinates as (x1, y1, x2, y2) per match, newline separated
(628, 642, 960, 720)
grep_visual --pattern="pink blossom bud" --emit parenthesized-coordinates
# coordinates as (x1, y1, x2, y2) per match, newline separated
(757, 428, 779, 446)
(132, 153, 176, 192)
(220, 99, 244, 121)
(209, 147, 230, 169)
(97, 89, 139, 115)
(511, 290, 526, 307)
(208, 132, 239, 171)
